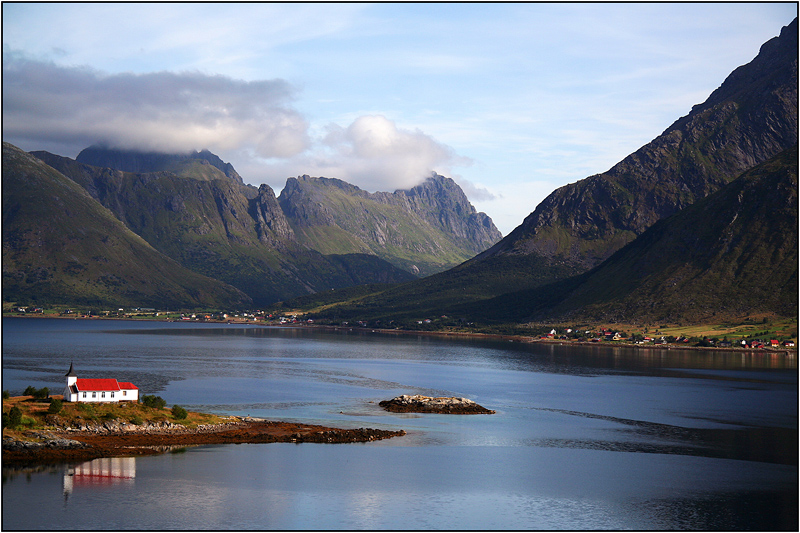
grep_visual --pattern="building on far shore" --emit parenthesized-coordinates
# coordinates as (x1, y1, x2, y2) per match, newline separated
(62, 364, 139, 403)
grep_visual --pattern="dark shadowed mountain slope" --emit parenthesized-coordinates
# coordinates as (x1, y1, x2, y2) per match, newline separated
(2, 142, 252, 309)
(32, 150, 415, 306)
(76, 145, 248, 186)
(476, 145, 798, 324)
(278, 174, 501, 276)
(480, 18, 797, 273)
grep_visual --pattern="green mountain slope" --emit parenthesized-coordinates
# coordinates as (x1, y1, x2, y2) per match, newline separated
(33, 150, 415, 306)
(2, 142, 251, 309)
(278, 174, 502, 276)
(479, 146, 798, 324)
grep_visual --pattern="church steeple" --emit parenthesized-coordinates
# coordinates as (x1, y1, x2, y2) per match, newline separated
(65, 363, 77, 387)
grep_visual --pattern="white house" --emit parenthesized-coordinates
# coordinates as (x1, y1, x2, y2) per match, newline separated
(62, 364, 139, 403)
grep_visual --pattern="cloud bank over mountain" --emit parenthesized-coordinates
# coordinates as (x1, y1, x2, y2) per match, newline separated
(2, 53, 469, 195)
(3, 54, 308, 157)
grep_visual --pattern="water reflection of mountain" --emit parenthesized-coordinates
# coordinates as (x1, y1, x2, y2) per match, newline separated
(63, 457, 136, 495)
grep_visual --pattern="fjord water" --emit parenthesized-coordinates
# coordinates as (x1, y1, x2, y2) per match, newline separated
(2, 318, 796, 530)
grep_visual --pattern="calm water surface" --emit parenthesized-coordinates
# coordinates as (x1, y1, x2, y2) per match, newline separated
(2, 318, 797, 530)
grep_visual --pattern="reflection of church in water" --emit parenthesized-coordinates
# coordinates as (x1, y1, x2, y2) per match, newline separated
(63, 457, 136, 498)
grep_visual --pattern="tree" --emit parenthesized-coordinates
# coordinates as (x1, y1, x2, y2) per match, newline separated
(32, 387, 50, 400)
(48, 398, 63, 414)
(171, 405, 188, 420)
(7, 406, 22, 428)
(141, 395, 167, 409)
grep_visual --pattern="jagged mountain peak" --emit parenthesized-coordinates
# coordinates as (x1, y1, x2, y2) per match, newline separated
(277, 171, 502, 276)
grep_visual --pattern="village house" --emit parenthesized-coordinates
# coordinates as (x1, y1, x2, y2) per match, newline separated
(62, 364, 139, 403)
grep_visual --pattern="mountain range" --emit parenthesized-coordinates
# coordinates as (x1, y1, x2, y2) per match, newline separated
(3, 18, 796, 325)
(472, 145, 798, 325)
(298, 18, 798, 325)
(4, 142, 500, 307)
(2, 143, 251, 309)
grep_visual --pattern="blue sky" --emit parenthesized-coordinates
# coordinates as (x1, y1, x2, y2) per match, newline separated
(3, 3, 796, 234)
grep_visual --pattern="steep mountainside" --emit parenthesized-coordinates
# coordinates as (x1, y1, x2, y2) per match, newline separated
(2, 142, 251, 309)
(301, 20, 798, 323)
(278, 174, 501, 276)
(477, 146, 798, 324)
(482, 18, 797, 272)
(32, 150, 415, 306)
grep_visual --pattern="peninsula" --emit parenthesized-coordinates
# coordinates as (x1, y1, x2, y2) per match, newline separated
(2, 395, 405, 466)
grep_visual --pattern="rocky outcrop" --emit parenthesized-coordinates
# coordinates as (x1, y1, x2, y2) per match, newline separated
(250, 184, 295, 245)
(379, 395, 495, 414)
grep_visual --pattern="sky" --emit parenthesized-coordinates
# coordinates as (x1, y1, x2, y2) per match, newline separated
(3, 3, 796, 235)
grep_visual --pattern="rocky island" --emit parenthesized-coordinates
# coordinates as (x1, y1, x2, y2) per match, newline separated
(379, 395, 495, 414)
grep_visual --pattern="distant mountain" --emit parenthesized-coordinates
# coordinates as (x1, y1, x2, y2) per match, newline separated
(475, 146, 798, 324)
(2, 142, 251, 309)
(32, 150, 415, 306)
(279, 174, 502, 276)
(300, 19, 798, 323)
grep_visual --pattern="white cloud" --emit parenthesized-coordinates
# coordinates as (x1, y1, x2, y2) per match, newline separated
(257, 114, 472, 193)
(2, 54, 310, 158)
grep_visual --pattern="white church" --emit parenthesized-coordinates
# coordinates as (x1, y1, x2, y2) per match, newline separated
(62, 363, 139, 403)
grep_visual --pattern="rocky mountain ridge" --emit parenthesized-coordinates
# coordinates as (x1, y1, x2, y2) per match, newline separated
(76, 145, 246, 185)
(38, 150, 419, 305)
(473, 145, 798, 324)
(279, 173, 501, 275)
(14, 144, 499, 307)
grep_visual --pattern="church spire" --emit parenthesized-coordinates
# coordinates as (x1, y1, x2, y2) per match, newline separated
(65, 362, 77, 377)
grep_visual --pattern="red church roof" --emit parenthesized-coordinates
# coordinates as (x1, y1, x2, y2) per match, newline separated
(118, 382, 138, 390)
(74, 378, 121, 392)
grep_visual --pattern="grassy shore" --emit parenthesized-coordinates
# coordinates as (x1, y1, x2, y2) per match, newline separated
(2, 394, 229, 442)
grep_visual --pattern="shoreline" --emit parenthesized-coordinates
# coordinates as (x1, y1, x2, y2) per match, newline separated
(308, 323, 797, 356)
(2, 419, 406, 466)
(3, 313, 796, 356)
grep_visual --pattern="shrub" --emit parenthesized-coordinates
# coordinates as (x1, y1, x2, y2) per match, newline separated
(129, 415, 144, 426)
(2, 390, 9, 400)
(171, 405, 188, 420)
(7, 406, 22, 428)
(48, 398, 63, 414)
(23, 386, 36, 396)
(141, 395, 167, 409)
(32, 387, 50, 400)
